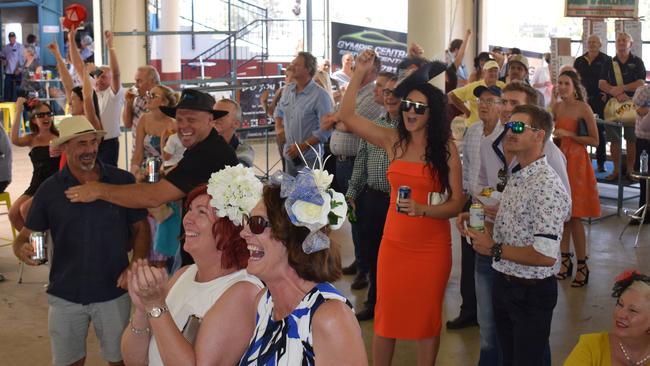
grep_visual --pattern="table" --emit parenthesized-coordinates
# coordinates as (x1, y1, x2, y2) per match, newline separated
(594, 119, 625, 217)
(618, 172, 650, 247)
(27, 78, 63, 100)
(187, 61, 216, 80)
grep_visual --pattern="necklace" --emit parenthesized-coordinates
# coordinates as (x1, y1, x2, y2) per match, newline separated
(619, 341, 650, 366)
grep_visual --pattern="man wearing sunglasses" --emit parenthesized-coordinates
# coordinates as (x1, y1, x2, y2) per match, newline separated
(464, 104, 571, 366)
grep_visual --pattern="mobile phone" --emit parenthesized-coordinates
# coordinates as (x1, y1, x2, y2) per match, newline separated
(89, 68, 103, 78)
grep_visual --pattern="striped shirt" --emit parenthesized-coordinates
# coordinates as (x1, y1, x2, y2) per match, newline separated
(345, 114, 398, 199)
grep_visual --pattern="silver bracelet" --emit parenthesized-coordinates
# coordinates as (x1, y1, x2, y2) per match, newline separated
(129, 318, 151, 335)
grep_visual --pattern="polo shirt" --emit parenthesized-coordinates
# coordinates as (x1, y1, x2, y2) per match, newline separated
(165, 128, 239, 194)
(575, 52, 611, 116)
(26, 162, 147, 305)
(1, 42, 24, 74)
(599, 53, 646, 97)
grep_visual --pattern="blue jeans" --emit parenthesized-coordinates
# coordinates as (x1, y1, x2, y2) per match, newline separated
(336, 158, 367, 274)
(475, 254, 501, 366)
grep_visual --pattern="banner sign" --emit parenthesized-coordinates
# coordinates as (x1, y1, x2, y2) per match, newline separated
(565, 0, 638, 18)
(331, 21, 407, 74)
(236, 77, 284, 138)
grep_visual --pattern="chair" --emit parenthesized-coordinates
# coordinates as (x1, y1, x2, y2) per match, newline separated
(619, 172, 650, 247)
(0, 102, 16, 131)
(0, 191, 16, 240)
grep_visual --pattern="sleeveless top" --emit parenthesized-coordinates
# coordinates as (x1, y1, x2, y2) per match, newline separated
(147, 266, 263, 366)
(143, 134, 161, 160)
(239, 282, 353, 366)
(25, 146, 60, 196)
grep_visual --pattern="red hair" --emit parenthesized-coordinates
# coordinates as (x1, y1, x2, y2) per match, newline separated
(186, 185, 249, 270)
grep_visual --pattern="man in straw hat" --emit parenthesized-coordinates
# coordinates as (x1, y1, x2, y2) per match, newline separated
(65, 89, 239, 264)
(13, 115, 151, 366)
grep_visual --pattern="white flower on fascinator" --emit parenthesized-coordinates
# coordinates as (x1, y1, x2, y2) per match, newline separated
(207, 164, 263, 226)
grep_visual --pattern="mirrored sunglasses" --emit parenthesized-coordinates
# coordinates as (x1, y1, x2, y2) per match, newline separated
(506, 121, 541, 134)
(243, 214, 270, 235)
(400, 100, 429, 115)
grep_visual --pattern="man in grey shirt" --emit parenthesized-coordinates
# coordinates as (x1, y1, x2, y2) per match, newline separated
(1, 32, 24, 101)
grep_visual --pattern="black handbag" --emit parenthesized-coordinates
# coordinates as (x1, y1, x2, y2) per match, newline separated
(577, 118, 589, 137)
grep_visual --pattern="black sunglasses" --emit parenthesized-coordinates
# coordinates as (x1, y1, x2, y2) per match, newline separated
(243, 215, 270, 235)
(497, 168, 508, 193)
(35, 112, 53, 118)
(400, 100, 429, 115)
(506, 121, 541, 134)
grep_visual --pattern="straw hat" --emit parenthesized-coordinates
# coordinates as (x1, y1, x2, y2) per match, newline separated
(51, 116, 106, 146)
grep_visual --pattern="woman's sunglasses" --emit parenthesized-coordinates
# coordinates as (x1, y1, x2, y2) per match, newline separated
(145, 90, 159, 99)
(35, 112, 53, 118)
(400, 100, 429, 115)
(505, 121, 541, 134)
(243, 214, 270, 235)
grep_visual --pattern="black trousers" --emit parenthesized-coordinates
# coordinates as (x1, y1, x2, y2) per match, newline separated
(359, 187, 390, 307)
(636, 138, 650, 207)
(3, 74, 20, 102)
(98, 138, 119, 167)
(459, 198, 477, 316)
(493, 273, 557, 366)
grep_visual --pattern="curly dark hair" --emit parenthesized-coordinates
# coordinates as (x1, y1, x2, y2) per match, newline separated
(27, 101, 58, 136)
(612, 270, 650, 298)
(393, 83, 452, 194)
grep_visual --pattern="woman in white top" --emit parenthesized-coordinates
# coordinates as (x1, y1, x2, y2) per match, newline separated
(121, 180, 263, 366)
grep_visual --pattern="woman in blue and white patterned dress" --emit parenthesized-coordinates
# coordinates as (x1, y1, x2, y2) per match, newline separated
(239, 179, 367, 365)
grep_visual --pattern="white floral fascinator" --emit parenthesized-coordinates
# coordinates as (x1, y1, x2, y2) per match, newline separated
(207, 164, 263, 226)
(270, 144, 348, 254)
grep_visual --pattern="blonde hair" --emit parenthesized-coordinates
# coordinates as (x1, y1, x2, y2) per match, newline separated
(154, 85, 180, 107)
(313, 70, 334, 104)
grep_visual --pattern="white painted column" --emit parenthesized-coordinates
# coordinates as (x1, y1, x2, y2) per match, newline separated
(101, 0, 147, 82)
(160, 0, 181, 81)
(407, 0, 447, 90)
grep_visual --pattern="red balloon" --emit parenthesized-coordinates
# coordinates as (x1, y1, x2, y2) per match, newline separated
(62, 3, 87, 30)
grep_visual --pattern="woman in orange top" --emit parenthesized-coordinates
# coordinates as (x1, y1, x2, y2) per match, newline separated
(334, 49, 465, 365)
(552, 70, 601, 288)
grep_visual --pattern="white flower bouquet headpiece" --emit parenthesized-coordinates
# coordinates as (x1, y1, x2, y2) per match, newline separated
(270, 144, 348, 254)
(207, 164, 263, 226)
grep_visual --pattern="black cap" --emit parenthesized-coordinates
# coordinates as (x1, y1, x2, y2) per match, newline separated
(160, 89, 228, 119)
(393, 60, 447, 98)
(473, 85, 502, 98)
(8, 32, 16, 38)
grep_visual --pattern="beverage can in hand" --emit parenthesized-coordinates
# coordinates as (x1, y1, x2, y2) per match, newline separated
(469, 203, 485, 232)
(29, 231, 47, 265)
(397, 185, 411, 213)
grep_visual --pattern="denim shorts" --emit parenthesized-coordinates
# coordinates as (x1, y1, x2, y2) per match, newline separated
(47, 293, 130, 365)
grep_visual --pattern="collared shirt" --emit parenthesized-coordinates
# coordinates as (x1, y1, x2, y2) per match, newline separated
(346, 113, 398, 200)
(575, 52, 611, 114)
(330, 82, 384, 157)
(492, 157, 571, 279)
(165, 128, 239, 194)
(600, 53, 646, 97)
(451, 79, 506, 126)
(274, 79, 332, 160)
(463, 120, 502, 195)
(1, 42, 24, 74)
(331, 70, 351, 88)
(633, 85, 650, 140)
(97, 86, 125, 139)
(131, 95, 149, 151)
(25, 162, 148, 304)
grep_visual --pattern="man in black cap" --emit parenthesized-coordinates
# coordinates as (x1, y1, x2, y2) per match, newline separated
(65, 88, 239, 210)
(1, 31, 24, 101)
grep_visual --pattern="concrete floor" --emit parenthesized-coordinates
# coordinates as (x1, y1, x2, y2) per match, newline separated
(0, 137, 648, 365)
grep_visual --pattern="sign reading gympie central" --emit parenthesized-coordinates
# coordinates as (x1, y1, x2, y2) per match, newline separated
(565, 0, 638, 18)
(331, 21, 407, 74)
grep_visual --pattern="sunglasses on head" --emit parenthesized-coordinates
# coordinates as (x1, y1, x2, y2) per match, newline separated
(145, 90, 159, 99)
(400, 100, 429, 115)
(35, 112, 53, 118)
(243, 214, 270, 235)
(505, 121, 541, 134)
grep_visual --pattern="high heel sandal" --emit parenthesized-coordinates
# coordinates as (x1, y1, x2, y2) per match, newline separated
(556, 252, 573, 280)
(571, 259, 590, 288)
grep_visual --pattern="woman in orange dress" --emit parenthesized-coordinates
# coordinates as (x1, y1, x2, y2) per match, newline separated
(333, 49, 465, 365)
(552, 70, 601, 288)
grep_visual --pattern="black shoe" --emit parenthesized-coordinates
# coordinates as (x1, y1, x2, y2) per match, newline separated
(342, 261, 358, 276)
(355, 305, 374, 321)
(446, 312, 478, 330)
(350, 272, 369, 290)
(597, 164, 606, 173)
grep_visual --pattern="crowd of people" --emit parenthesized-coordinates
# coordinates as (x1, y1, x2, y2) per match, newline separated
(1, 20, 649, 366)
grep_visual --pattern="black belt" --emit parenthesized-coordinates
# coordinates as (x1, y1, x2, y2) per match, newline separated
(500, 272, 554, 286)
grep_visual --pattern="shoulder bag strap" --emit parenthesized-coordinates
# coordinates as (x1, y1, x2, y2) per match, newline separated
(612, 61, 624, 87)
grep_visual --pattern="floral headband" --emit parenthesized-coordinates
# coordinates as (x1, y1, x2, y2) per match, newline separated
(207, 164, 263, 226)
(270, 145, 347, 254)
(612, 269, 650, 298)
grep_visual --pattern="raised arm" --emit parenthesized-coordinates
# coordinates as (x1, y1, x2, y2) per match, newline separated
(68, 27, 85, 78)
(336, 49, 396, 152)
(10, 98, 32, 146)
(47, 42, 74, 100)
(81, 64, 102, 130)
(105, 31, 122, 93)
(454, 29, 471, 69)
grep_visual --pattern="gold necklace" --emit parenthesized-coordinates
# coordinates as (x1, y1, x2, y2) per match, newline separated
(619, 341, 650, 366)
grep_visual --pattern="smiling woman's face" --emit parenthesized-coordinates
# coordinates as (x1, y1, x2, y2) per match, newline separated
(612, 287, 650, 340)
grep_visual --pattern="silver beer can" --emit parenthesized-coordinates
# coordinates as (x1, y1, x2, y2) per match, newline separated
(469, 203, 485, 232)
(146, 157, 161, 183)
(30, 231, 47, 264)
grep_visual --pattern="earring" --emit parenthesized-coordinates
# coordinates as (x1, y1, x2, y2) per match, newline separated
(574, 91, 578, 99)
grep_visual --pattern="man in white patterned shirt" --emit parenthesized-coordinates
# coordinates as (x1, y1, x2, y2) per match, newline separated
(463, 104, 570, 366)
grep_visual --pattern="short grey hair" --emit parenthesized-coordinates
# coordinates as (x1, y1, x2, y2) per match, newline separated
(218, 98, 242, 122)
(617, 32, 633, 43)
(137, 65, 161, 85)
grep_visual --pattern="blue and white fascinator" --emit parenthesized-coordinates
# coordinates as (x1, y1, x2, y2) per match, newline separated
(270, 144, 348, 254)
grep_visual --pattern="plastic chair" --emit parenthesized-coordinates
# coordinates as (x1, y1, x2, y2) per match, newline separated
(0, 102, 16, 131)
(0, 191, 16, 240)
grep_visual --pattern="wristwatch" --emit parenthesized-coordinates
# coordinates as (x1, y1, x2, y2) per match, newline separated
(490, 242, 503, 262)
(147, 305, 169, 318)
